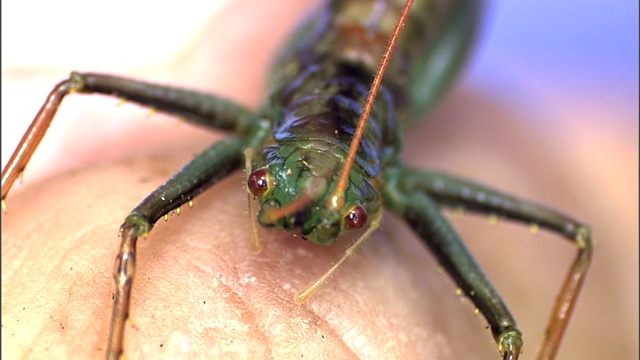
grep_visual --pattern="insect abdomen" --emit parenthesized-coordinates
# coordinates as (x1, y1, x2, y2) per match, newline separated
(263, 0, 480, 174)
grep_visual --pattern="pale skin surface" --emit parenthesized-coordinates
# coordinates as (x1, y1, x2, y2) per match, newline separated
(2, 1, 638, 359)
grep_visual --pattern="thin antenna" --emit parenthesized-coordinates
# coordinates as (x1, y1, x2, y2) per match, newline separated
(296, 0, 415, 305)
(244, 149, 264, 254)
(327, 0, 414, 210)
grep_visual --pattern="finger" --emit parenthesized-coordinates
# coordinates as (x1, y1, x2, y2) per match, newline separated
(2, 140, 498, 359)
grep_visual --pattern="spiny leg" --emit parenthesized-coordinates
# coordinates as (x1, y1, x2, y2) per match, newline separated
(0, 73, 271, 359)
(384, 167, 592, 360)
(108, 137, 245, 359)
(402, 168, 592, 359)
(384, 174, 523, 359)
(2, 72, 255, 203)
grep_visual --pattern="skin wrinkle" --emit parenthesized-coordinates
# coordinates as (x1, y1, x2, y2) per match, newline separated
(236, 262, 349, 358)
(215, 277, 269, 358)
(133, 247, 256, 355)
(225, 277, 270, 357)
(13, 226, 105, 356)
(131, 199, 288, 358)
(277, 290, 359, 359)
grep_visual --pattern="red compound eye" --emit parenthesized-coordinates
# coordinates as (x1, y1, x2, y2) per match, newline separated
(247, 168, 270, 197)
(344, 204, 368, 230)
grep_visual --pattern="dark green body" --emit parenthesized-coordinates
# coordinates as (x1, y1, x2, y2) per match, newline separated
(24, 1, 590, 358)
(250, 0, 481, 243)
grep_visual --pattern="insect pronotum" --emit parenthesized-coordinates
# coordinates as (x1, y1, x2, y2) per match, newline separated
(2, 1, 592, 359)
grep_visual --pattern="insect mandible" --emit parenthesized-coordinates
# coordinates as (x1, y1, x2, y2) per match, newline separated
(2, 1, 592, 359)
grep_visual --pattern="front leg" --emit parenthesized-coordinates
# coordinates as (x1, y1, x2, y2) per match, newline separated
(2, 72, 256, 203)
(109, 136, 245, 359)
(383, 166, 592, 360)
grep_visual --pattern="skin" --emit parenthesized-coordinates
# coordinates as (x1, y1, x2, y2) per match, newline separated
(2, 0, 638, 359)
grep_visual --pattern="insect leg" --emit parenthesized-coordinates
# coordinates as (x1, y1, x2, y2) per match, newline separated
(383, 169, 522, 359)
(2, 72, 255, 202)
(109, 136, 245, 359)
(383, 167, 592, 360)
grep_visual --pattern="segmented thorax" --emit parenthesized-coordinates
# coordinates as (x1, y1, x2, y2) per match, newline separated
(248, 0, 438, 244)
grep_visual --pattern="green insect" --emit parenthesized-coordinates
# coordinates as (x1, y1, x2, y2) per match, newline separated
(1, 0, 592, 359)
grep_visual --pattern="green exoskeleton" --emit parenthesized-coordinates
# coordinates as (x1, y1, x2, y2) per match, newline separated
(1, 0, 592, 359)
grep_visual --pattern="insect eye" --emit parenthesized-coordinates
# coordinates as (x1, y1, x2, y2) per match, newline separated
(344, 204, 367, 230)
(247, 168, 271, 197)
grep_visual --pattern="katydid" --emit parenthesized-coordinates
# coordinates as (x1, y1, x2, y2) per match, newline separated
(1, 1, 592, 359)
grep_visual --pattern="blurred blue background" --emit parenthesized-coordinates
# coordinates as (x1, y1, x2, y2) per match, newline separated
(474, 0, 638, 101)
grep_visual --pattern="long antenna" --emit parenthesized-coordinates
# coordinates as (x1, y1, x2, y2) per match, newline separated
(327, 0, 414, 210)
